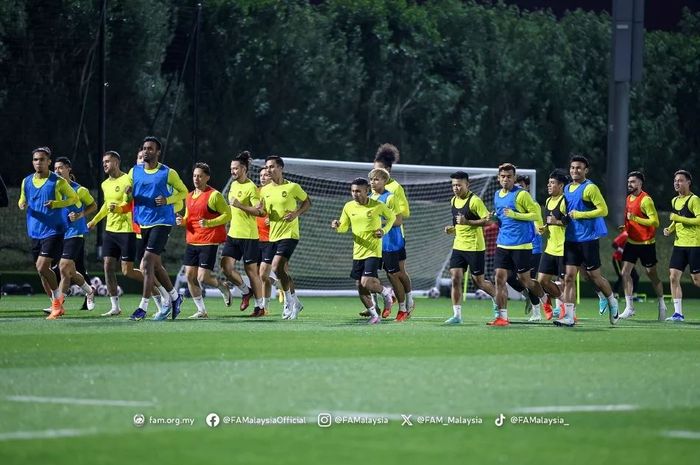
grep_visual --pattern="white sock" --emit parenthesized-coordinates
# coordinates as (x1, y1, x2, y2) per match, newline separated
(254, 297, 264, 308)
(110, 296, 119, 310)
(51, 289, 62, 300)
(156, 285, 170, 305)
(658, 297, 667, 308)
(368, 306, 379, 318)
(596, 291, 606, 300)
(555, 297, 563, 308)
(625, 295, 634, 309)
(453, 304, 462, 318)
(499, 308, 508, 320)
(382, 286, 393, 304)
(399, 302, 407, 312)
(673, 298, 683, 315)
(169, 287, 179, 301)
(238, 283, 250, 294)
(405, 291, 413, 306)
(262, 297, 269, 309)
(531, 304, 541, 316)
(139, 298, 149, 312)
(564, 303, 575, 319)
(81, 282, 93, 294)
(193, 296, 206, 312)
(284, 290, 293, 304)
(291, 292, 301, 304)
(152, 295, 162, 312)
(607, 293, 616, 306)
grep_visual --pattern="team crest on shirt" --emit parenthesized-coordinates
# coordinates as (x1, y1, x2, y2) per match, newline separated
(115, 186, 120, 192)
(282, 191, 288, 198)
(237, 190, 243, 198)
(366, 211, 373, 218)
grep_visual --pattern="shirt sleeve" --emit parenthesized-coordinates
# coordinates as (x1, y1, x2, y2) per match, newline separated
(292, 183, 309, 202)
(471, 196, 490, 220)
(574, 184, 608, 219)
(336, 204, 350, 233)
(394, 184, 410, 218)
(78, 186, 95, 207)
(203, 191, 232, 227)
(633, 196, 659, 227)
(166, 169, 188, 205)
(18, 179, 26, 207)
(508, 191, 541, 222)
(53, 178, 80, 208)
(670, 196, 700, 225)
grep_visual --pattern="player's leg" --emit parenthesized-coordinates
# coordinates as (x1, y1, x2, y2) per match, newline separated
(620, 260, 637, 318)
(358, 258, 392, 324)
(220, 238, 252, 310)
(273, 239, 302, 318)
(241, 240, 264, 314)
(445, 266, 464, 324)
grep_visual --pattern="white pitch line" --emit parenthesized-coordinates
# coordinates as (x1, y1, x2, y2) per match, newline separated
(513, 404, 638, 414)
(6, 395, 154, 407)
(661, 430, 700, 440)
(0, 428, 97, 441)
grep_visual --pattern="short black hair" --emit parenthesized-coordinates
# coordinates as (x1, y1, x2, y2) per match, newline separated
(194, 162, 210, 176)
(351, 177, 369, 187)
(569, 154, 590, 168)
(498, 162, 516, 174)
(104, 150, 121, 160)
(516, 174, 530, 185)
(548, 169, 569, 185)
(450, 171, 469, 181)
(265, 155, 284, 168)
(675, 169, 692, 183)
(627, 170, 645, 183)
(54, 156, 71, 167)
(32, 147, 52, 158)
(142, 136, 162, 151)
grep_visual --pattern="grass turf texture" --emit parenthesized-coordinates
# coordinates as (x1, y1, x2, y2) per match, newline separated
(0, 295, 698, 465)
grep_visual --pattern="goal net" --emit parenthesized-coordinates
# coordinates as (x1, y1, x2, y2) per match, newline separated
(181, 158, 534, 297)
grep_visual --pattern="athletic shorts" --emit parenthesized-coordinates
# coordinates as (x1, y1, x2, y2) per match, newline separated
(258, 241, 275, 265)
(61, 237, 85, 262)
(102, 231, 136, 262)
(274, 239, 299, 260)
(31, 234, 63, 263)
(622, 242, 657, 268)
(449, 250, 486, 276)
(382, 249, 404, 274)
(222, 237, 259, 265)
(350, 257, 382, 280)
(538, 252, 564, 277)
(494, 247, 533, 274)
(669, 246, 700, 274)
(140, 225, 171, 256)
(564, 239, 602, 270)
(183, 244, 219, 270)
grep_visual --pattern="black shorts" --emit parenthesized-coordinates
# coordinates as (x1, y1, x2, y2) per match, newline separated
(539, 253, 564, 277)
(622, 242, 657, 268)
(258, 241, 275, 265)
(494, 247, 533, 274)
(31, 234, 63, 263)
(670, 246, 700, 274)
(564, 239, 602, 270)
(382, 249, 404, 274)
(530, 253, 542, 278)
(274, 239, 299, 260)
(140, 225, 171, 256)
(222, 237, 259, 264)
(61, 237, 85, 262)
(134, 234, 146, 265)
(449, 250, 486, 276)
(350, 257, 382, 280)
(103, 231, 136, 262)
(183, 244, 219, 270)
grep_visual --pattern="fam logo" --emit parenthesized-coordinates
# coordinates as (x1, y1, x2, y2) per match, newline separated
(281, 191, 288, 198)
(115, 186, 120, 192)
(366, 210, 373, 218)
(237, 190, 243, 198)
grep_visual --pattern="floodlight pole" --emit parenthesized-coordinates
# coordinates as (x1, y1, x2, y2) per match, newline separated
(96, 0, 107, 258)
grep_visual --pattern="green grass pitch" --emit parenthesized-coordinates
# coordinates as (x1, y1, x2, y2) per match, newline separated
(0, 294, 698, 464)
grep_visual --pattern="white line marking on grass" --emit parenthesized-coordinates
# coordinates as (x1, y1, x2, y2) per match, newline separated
(661, 430, 700, 440)
(0, 428, 97, 441)
(513, 404, 638, 414)
(6, 395, 154, 407)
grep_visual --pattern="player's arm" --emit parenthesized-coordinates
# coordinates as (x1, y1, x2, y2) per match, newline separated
(505, 191, 540, 222)
(387, 195, 403, 226)
(465, 196, 490, 226)
(164, 169, 188, 205)
(87, 200, 109, 229)
(379, 203, 396, 236)
(629, 196, 659, 227)
(394, 184, 410, 218)
(18, 179, 27, 209)
(333, 205, 351, 233)
(70, 186, 97, 221)
(202, 191, 232, 227)
(49, 178, 79, 208)
(571, 184, 608, 219)
(283, 185, 311, 221)
(176, 205, 188, 226)
(670, 196, 700, 225)
(231, 187, 264, 217)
